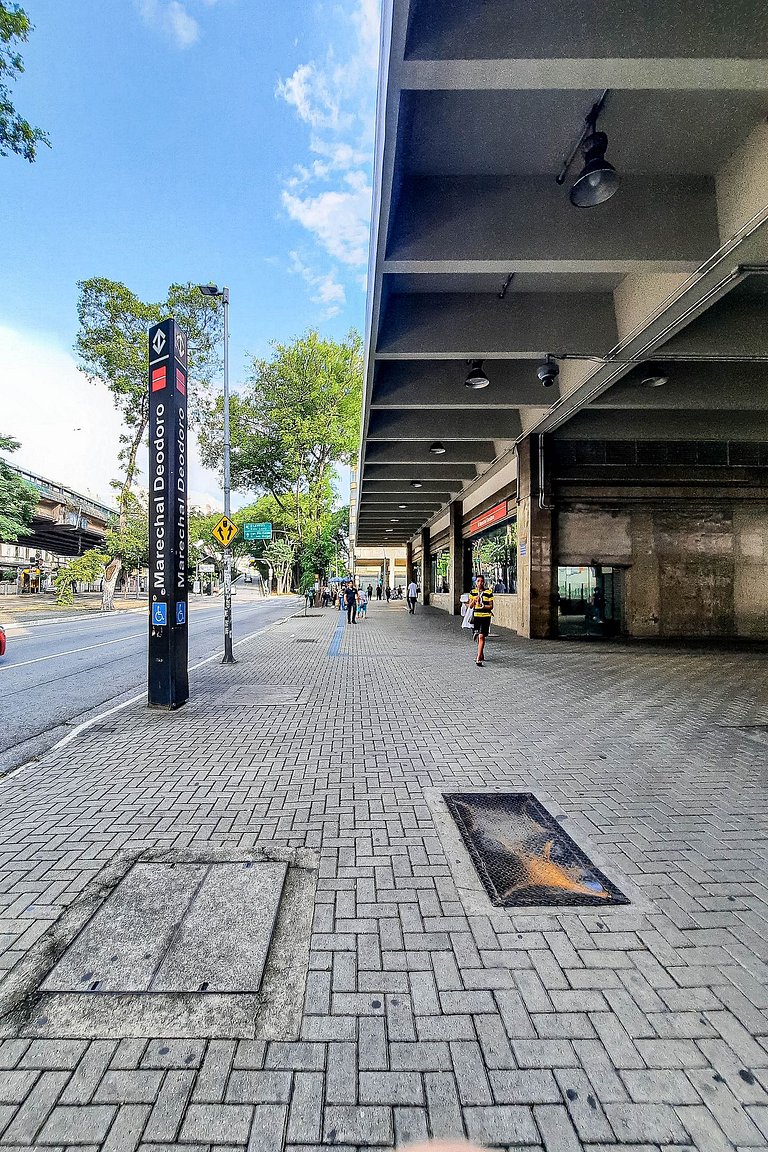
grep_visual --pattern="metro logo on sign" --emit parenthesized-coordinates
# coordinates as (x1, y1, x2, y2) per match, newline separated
(151, 366, 166, 392)
(175, 368, 186, 396)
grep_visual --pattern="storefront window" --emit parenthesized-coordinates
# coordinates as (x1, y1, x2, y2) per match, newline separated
(470, 521, 517, 593)
(430, 548, 450, 594)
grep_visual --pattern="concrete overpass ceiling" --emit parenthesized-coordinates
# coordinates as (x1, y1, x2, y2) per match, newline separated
(404, 0, 768, 60)
(402, 90, 768, 177)
(356, 0, 768, 546)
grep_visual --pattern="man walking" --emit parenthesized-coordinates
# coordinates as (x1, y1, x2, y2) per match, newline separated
(344, 582, 358, 624)
(467, 574, 494, 666)
(407, 576, 418, 614)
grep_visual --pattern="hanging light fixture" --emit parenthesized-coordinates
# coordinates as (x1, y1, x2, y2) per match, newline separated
(465, 360, 490, 390)
(411, 480, 423, 488)
(557, 91, 619, 209)
(429, 442, 447, 455)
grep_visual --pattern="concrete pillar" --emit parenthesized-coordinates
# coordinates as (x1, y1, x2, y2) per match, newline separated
(405, 541, 413, 583)
(420, 527, 430, 605)
(448, 500, 463, 614)
(516, 435, 557, 638)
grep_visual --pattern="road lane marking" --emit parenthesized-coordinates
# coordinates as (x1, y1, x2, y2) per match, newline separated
(0, 634, 142, 670)
(1, 605, 299, 780)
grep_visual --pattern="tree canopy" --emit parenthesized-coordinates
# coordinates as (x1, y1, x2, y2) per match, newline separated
(75, 277, 223, 520)
(1, 3, 48, 161)
(0, 434, 37, 541)
(198, 329, 361, 584)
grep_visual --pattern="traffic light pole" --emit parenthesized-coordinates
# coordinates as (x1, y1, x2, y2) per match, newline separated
(222, 286, 235, 664)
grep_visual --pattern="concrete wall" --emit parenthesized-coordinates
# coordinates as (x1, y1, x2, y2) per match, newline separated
(428, 591, 520, 633)
(493, 593, 519, 633)
(558, 502, 768, 638)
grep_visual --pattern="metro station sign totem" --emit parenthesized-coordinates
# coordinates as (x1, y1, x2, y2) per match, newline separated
(148, 318, 189, 708)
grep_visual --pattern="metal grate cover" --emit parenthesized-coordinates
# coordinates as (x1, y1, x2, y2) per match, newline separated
(444, 793, 629, 908)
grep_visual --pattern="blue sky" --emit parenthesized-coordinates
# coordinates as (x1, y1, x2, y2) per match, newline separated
(0, 0, 378, 506)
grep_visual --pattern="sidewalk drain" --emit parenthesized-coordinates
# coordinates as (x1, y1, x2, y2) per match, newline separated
(444, 793, 629, 908)
(0, 848, 317, 1040)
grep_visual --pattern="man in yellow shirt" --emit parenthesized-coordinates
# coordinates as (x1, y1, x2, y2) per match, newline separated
(468, 574, 494, 667)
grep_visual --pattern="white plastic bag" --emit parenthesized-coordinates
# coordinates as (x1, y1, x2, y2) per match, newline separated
(461, 607, 474, 630)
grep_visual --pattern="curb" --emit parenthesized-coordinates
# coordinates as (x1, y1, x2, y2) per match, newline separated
(1, 601, 302, 784)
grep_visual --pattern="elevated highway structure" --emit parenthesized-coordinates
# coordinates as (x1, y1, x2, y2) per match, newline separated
(357, 0, 768, 638)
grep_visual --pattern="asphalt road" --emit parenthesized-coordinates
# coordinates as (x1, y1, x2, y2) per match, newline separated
(0, 595, 298, 774)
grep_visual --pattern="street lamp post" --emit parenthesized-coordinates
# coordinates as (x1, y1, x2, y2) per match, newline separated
(193, 538, 205, 595)
(198, 283, 235, 663)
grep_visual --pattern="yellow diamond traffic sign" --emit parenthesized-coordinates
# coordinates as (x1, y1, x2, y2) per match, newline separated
(212, 515, 238, 548)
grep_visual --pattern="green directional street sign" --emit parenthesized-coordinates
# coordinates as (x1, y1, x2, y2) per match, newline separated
(244, 522, 273, 541)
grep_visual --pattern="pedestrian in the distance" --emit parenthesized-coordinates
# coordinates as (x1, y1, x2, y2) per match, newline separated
(407, 577, 418, 614)
(376, 584, 382, 601)
(367, 584, 373, 601)
(467, 574, 494, 667)
(357, 586, 368, 620)
(385, 585, 391, 603)
(344, 582, 358, 624)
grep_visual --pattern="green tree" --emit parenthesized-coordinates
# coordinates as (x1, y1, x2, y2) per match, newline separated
(199, 329, 361, 543)
(1, 3, 48, 161)
(76, 278, 223, 517)
(75, 278, 223, 607)
(262, 537, 295, 595)
(0, 434, 37, 541)
(102, 491, 148, 607)
(54, 549, 108, 606)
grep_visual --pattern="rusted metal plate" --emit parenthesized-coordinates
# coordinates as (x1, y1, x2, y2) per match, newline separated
(444, 793, 629, 908)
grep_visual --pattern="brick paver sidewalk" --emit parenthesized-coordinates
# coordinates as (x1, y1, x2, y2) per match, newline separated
(0, 601, 766, 1151)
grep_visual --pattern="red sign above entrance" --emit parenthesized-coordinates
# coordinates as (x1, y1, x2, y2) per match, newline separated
(468, 500, 510, 537)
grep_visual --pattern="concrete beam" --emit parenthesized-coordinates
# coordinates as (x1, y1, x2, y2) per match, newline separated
(366, 409, 522, 441)
(364, 462, 478, 481)
(403, 0, 768, 71)
(371, 359, 560, 407)
(376, 292, 616, 359)
(400, 58, 768, 92)
(588, 361, 768, 410)
(657, 296, 768, 360)
(555, 408, 768, 440)
(366, 440, 497, 464)
(386, 177, 716, 270)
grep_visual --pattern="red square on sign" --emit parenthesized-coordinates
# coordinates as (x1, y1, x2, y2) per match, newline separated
(151, 367, 166, 392)
(175, 368, 186, 396)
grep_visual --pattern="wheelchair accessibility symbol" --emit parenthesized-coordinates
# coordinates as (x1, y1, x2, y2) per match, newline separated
(152, 602, 167, 626)
(176, 602, 186, 625)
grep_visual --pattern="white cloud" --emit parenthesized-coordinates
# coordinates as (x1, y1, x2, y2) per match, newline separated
(283, 174, 371, 267)
(276, 1, 380, 303)
(351, 0, 380, 72)
(276, 63, 351, 133)
(137, 0, 200, 48)
(0, 325, 223, 513)
(289, 253, 346, 317)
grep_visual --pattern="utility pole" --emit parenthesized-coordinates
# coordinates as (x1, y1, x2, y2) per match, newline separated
(198, 284, 235, 663)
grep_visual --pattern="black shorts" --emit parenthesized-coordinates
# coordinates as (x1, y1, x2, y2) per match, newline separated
(474, 616, 491, 636)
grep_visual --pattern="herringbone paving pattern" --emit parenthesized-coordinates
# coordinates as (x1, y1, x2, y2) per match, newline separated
(0, 601, 766, 1150)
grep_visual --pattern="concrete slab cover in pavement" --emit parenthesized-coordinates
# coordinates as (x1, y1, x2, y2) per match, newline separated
(0, 600, 766, 1150)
